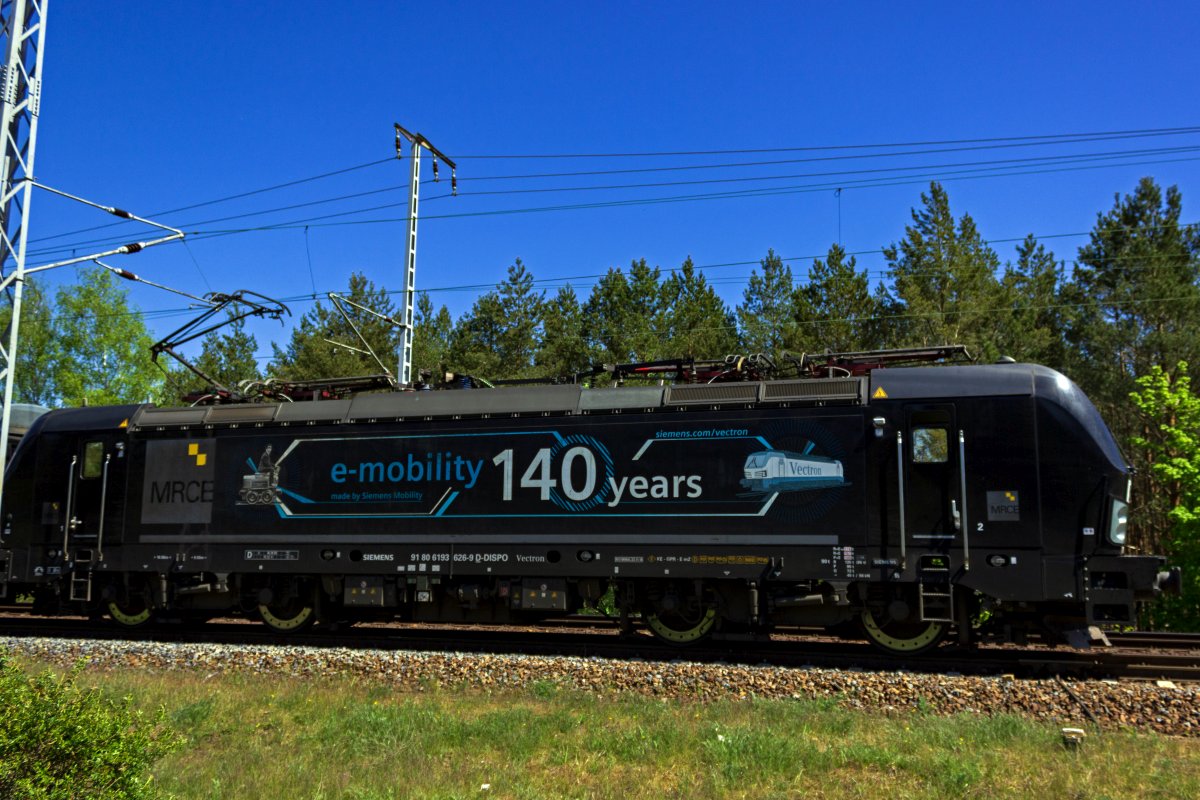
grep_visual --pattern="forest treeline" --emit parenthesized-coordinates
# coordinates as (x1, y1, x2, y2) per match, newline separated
(5, 177, 1199, 626)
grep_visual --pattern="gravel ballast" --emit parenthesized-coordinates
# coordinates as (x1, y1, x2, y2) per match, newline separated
(3, 636, 1196, 736)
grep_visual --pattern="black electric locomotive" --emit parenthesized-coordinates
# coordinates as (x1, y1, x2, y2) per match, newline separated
(0, 354, 1179, 654)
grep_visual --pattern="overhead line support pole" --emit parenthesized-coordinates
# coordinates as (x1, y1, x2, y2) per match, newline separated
(0, 0, 47, 515)
(394, 121, 455, 387)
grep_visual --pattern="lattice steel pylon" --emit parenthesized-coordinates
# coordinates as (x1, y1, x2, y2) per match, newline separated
(0, 0, 48, 507)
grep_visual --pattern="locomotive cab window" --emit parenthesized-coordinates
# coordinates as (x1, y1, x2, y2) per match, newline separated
(81, 441, 105, 479)
(911, 427, 948, 463)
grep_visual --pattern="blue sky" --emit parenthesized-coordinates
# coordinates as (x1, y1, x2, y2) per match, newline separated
(24, 1, 1200, 365)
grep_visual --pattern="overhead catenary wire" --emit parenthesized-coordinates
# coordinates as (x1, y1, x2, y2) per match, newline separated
(27, 157, 396, 247)
(26, 126, 1200, 251)
(25, 148, 1200, 264)
(25, 142, 1200, 259)
(446, 126, 1200, 158)
(169, 153, 1200, 245)
(30, 141, 1200, 260)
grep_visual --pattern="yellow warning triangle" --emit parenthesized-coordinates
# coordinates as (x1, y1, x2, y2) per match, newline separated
(119, 418, 129, 428)
(872, 386, 888, 399)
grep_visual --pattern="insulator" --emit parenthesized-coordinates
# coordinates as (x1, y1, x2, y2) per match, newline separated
(123, 242, 144, 254)
(432, 157, 439, 181)
(111, 207, 134, 219)
(451, 170, 457, 196)
(115, 268, 138, 281)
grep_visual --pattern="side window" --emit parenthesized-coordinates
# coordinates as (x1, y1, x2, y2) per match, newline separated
(911, 427, 948, 463)
(81, 441, 105, 479)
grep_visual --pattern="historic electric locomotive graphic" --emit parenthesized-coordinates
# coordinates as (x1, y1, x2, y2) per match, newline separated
(740, 448, 845, 494)
(238, 446, 282, 507)
(0, 351, 1180, 655)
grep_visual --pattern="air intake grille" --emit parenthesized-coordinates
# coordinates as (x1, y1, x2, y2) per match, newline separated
(665, 383, 760, 406)
(761, 378, 863, 404)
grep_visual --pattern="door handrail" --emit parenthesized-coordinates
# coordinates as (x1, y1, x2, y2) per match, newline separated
(896, 430, 907, 570)
(62, 456, 77, 558)
(96, 453, 111, 561)
(958, 429, 970, 570)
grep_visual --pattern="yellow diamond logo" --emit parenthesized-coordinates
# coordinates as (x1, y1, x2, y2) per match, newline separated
(187, 443, 207, 466)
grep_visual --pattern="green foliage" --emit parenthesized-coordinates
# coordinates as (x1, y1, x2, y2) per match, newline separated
(882, 182, 1005, 359)
(447, 259, 545, 379)
(1130, 362, 1200, 630)
(583, 259, 663, 364)
(170, 313, 262, 401)
(736, 249, 795, 356)
(411, 291, 453, 379)
(2, 267, 165, 407)
(536, 285, 593, 377)
(40, 666, 1200, 800)
(658, 257, 737, 358)
(996, 235, 1069, 369)
(0, 277, 58, 406)
(0, 654, 180, 800)
(796, 243, 881, 353)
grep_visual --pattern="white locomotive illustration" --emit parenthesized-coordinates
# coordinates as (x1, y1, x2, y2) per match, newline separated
(740, 449, 845, 493)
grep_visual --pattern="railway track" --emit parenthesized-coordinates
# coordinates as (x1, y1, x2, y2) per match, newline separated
(2, 613, 1198, 683)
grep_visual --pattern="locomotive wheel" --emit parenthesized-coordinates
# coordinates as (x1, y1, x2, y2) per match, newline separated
(258, 586, 317, 633)
(646, 606, 718, 644)
(644, 584, 719, 645)
(859, 607, 947, 655)
(107, 598, 153, 628)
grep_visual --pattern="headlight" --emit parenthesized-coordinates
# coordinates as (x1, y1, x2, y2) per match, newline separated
(1109, 499, 1128, 545)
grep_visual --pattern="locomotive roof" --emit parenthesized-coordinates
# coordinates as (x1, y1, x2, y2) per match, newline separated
(866, 362, 1060, 400)
(127, 376, 867, 429)
(35, 363, 1091, 434)
(33, 404, 142, 433)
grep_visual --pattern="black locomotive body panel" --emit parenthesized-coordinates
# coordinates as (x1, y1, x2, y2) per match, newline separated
(122, 407, 873, 582)
(0, 363, 1173, 646)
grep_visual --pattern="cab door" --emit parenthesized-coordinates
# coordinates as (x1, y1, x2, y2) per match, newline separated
(64, 437, 125, 562)
(903, 404, 963, 552)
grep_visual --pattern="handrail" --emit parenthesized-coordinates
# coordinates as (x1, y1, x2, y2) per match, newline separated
(896, 431, 907, 570)
(958, 430, 970, 570)
(96, 454, 111, 561)
(62, 456, 77, 558)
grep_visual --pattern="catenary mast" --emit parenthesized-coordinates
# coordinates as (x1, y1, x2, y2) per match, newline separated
(0, 0, 47, 508)
(394, 122, 455, 387)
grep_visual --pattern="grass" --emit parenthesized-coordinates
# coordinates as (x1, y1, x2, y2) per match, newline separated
(8, 658, 1200, 800)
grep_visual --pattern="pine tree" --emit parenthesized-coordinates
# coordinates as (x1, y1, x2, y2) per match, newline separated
(796, 243, 879, 354)
(1064, 177, 1200, 400)
(996, 235, 1068, 369)
(447, 260, 545, 380)
(537, 285, 592, 378)
(446, 291, 505, 379)
(882, 183, 1004, 359)
(737, 249, 795, 357)
(658, 257, 736, 358)
(411, 291, 453, 380)
(583, 259, 663, 364)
